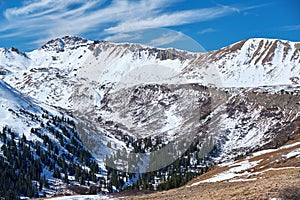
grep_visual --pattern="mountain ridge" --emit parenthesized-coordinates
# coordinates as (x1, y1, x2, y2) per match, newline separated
(1, 36, 299, 88)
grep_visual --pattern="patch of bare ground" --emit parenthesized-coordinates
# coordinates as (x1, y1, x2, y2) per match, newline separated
(122, 168, 300, 200)
(123, 137, 300, 200)
(123, 168, 300, 200)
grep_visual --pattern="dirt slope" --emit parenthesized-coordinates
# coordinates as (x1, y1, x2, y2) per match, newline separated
(123, 136, 300, 200)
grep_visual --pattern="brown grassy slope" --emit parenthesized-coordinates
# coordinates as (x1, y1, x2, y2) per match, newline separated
(123, 136, 300, 200)
(124, 168, 300, 200)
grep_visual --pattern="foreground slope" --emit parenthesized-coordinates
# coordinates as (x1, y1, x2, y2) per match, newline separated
(122, 136, 300, 200)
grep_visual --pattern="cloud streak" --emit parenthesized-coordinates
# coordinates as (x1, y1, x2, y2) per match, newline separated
(0, 0, 263, 50)
(198, 28, 216, 35)
(104, 6, 237, 34)
(281, 25, 300, 31)
(149, 32, 185, 47)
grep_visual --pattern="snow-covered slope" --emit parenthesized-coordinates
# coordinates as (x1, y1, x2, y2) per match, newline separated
(0, 79, 109, 197)
(97, 84, 300, 161)
(181, 38, 300, 87)
(0, 79, 42, 135)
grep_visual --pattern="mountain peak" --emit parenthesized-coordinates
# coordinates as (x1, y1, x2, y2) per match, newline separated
(41, 35, 90, 52)
(210, 37, 300, 65)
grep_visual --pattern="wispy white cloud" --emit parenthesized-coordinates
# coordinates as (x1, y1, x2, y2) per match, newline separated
(104, 33, 143, 42)
(104, 6, 237, 34)
(0, 0, 266, 50)
(104, 33, 132, 42)
(281, 25, 300, 31)
(198, 28, 216, 35)
(4, 0, 87, 19)
(239, 3, 271, 12)
(149, 32, 184, 46)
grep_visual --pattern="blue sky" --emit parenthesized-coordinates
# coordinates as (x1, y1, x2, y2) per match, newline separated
(0, 0, 299, 52)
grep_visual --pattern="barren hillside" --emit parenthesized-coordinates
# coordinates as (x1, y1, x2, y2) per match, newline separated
(121, 135, 300, 200)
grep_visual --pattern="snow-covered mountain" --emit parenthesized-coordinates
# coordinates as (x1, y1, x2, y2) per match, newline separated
(180, 38, 300, 87)
(1, 36, 194, 109)
(1, 36, 299, 148)
(0, 36, 299, 198)
(1, 36, 299, 110)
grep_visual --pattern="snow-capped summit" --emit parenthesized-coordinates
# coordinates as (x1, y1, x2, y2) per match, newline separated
(40, 35, 90, 52)
(0, 46, 29, 74)
(180, 38, 300, 87)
